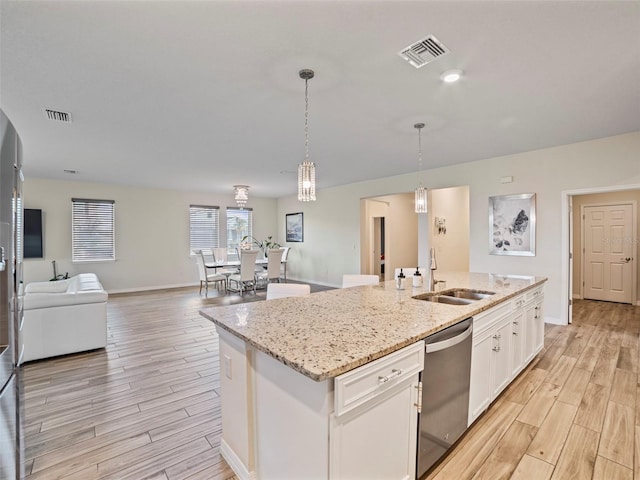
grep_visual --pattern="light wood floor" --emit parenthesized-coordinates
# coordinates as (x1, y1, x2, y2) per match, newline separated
(21, 291, 638, 479)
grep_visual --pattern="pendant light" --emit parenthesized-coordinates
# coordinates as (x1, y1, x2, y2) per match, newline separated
(414, 123, 427, 213)
(298, 68, 316, 202)
(234, 185, 249, 209)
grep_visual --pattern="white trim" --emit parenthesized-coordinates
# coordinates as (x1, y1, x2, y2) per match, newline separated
(544, 315, 563, 326)
(561, 183, 640, 326)
(220, 439, 257, 480)
(107, 282, 199, 294)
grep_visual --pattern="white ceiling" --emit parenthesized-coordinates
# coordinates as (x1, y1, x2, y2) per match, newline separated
(1, 1, 639, 198)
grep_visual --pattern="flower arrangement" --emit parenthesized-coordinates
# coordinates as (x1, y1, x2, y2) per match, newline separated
(240, 235, 282, 256)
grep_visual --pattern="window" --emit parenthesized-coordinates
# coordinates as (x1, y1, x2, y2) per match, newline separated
(227, 207, 252, 256)
(189, 205, 220, 254)
(72, 198, 115, 262)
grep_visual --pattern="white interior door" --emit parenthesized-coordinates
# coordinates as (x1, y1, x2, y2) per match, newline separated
(583, 203, 635, 304)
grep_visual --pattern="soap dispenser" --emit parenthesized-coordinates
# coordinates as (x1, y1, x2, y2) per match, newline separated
(396, 268, 406, 290)
(413, 267, 423, 287)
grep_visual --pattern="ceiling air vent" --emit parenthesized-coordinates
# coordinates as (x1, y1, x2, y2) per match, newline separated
(398, 35, 450, 69)
(44, 109, 72, 123)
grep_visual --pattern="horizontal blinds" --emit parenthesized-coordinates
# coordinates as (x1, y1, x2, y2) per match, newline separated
(226, 208, 252, 251)
(189, 205, 220, 253)
(72, 199, 115, 261)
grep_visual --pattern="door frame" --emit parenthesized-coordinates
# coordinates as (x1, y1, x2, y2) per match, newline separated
(561, 183, 640, 325)
(580, 201, 637, 304)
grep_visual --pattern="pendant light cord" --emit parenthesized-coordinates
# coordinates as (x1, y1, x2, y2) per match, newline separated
(304, 78, 310, 161)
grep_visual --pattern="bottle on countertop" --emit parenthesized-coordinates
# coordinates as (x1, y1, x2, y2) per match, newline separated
(413, 267, 423, 287)
(396, 268, 406, 290)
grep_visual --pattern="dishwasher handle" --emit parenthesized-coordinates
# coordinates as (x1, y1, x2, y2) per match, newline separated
(426, 324, 473, 353)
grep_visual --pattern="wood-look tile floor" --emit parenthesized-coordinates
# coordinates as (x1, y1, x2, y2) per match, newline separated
(21, 291, 638, 480)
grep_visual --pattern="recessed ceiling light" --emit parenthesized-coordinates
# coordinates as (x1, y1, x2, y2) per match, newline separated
(441, 69, 463, 83)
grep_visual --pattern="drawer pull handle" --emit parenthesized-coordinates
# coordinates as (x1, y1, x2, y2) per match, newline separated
(378, 368, 403, 384)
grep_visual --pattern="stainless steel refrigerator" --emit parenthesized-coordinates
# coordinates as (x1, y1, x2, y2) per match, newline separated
(0, 109, 24, 480)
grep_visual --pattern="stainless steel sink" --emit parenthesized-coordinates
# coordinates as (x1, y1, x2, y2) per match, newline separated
(413, 294, 475, 305)
(440, 289, 495, 300)
(413, 289, 495, 306)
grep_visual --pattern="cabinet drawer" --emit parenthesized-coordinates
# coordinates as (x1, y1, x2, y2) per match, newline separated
(525, 286, 544, 302)
(334, 341, 424, 417)
(473, 301, 512, 335)
(513, 294, 526, 309)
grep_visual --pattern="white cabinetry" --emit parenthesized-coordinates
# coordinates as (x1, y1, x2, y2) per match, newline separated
(217, 326, 424, 480)
(469, 285, 545, 426)
(330, 341, 424, 479)
(468, 301, 513, 425)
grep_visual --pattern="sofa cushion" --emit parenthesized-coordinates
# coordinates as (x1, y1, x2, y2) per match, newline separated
(24, 278, 71, 294)
(24, 274, 108, 310)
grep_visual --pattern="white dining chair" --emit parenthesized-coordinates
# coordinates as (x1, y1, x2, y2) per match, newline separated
(228, 249, 259, 295)
(194, 250, 227, 296)
(256, 248, 284, 287)
(266, 283, 311, 300)
(341, 274, 380, 288)
(280, 246, 291, 281)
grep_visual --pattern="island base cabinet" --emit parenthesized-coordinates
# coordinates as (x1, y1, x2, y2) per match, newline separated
(330, 377, 419, 480)
(253, 349, 332, 480)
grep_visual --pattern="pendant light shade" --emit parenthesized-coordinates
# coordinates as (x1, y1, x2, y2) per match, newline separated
(298, 69, 316, 202)
(298, 160, 315, 202)
(414, 123, 427, 213)
(234, 185, 249, 209)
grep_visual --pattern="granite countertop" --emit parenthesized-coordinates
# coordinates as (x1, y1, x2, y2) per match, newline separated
(200, 271, 547, 382)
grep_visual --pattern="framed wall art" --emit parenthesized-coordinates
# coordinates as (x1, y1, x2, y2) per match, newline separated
(286, 212, 304, 242)
(489, 193, 536, 256)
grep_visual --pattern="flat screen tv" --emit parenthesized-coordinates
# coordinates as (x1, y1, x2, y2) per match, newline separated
(24, 208, 43, 258)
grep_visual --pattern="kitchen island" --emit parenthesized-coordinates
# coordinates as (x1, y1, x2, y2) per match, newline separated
(200, 272, 547, 480)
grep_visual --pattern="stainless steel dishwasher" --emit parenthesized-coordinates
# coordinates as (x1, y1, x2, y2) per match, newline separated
(416, 317, 473, 478)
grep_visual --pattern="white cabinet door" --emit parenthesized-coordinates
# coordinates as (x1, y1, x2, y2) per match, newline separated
(331, 341, 424, 480)
(510, 307, 525, 378)
(492, 316, 513, 398)
(534, 295, 545, 354)
(331, 379, 419, 480)
(469, 327, 494, 426)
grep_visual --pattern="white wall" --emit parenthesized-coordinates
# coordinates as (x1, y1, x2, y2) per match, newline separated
(429, 186, 470, 272)
(277, 131, 640, 322)
(23, 178, 278, 292)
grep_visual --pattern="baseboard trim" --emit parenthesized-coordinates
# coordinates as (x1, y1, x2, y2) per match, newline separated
(220, 439, 256, 480)
(108, 282, 198, 295)
(572, 294, 582, 300)
(544, 315, 565, 326)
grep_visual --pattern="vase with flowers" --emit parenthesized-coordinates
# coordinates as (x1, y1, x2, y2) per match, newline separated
(240, 235, 282, 257)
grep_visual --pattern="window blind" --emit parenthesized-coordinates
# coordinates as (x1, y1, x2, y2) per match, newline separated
(189, 205, 220, 253)
(72, 198, 115, 262)
(226, 207, 253, 253)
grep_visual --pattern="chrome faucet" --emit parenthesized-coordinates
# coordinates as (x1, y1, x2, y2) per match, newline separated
(426, 248, 437, 291)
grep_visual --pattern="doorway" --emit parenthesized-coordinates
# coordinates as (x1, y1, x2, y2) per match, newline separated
(582, 202, 636, 304)
(561, 184, 640, 325)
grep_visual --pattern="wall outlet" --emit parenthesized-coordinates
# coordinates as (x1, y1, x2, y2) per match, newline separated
(224, 354, 232, 379)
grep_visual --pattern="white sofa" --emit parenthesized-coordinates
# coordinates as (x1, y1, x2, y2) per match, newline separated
(22, 273, 108, 362)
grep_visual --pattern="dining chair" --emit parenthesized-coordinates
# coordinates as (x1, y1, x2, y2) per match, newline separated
(266, 283, 310, 300)
(341, 274, 380, 288)
(228, 249, 259, 295)
(256, 248, 284, 287)
(194, 250, 227, 296)
(280, 246, 291, 281)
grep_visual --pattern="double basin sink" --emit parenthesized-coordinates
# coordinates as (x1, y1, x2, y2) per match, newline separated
(413, 288, 495, 306)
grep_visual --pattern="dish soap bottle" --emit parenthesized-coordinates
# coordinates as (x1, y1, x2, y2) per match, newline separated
(413, 267, 423, 287)
(396, 268, 406, 290)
